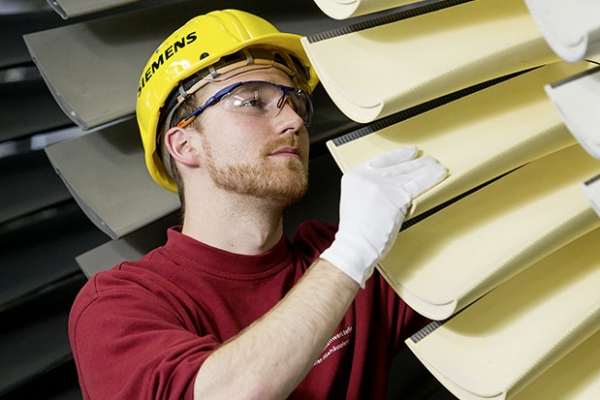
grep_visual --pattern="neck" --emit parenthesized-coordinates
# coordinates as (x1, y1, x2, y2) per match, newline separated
(181, 187, 286, 256)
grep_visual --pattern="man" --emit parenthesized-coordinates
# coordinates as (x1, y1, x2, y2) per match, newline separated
(69, 9, 447, 399)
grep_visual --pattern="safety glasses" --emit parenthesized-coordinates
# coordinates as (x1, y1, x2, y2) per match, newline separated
(177, 80, 313, 128)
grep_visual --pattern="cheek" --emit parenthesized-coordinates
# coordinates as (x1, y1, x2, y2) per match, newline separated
(300, 128, 309, 146)
(206, 137, 247, 161)
(200, 112, 248, 152)
(299, 129, 310, 157)
(203, 106, 265, 137)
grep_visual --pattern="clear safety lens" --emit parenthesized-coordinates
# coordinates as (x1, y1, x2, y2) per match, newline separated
(177, 81, 313, 128)
(222, 83, 311, 124)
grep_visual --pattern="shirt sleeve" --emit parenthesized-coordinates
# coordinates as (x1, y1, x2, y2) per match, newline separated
(69, 271, 215, 400)
(293, 219, 429, 352)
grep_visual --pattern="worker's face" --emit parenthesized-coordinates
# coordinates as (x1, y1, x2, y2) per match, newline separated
(194, 67, 310, 204)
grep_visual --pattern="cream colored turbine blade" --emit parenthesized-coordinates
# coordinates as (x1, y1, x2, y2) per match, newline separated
(525, 0, 600, 62)
(406, 227, 600, 400)
(47, 0, 140, 19)
(545, 66, 600, 160)
(581, 173, 600, 218)
(301, 0, 559, 123)
(312, 0, 418, 20)
(328, 61, 596, 218)
(44, 119, 180, 240)
(378, 144, 600, 320)
(512, 328, 600, 400)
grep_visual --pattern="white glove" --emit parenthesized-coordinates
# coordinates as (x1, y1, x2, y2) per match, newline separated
(320, 147, 447, 287)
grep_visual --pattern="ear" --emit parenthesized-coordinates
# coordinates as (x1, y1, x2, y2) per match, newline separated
(164, 126, 201, 168)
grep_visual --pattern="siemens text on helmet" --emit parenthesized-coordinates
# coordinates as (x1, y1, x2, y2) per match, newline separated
(138, 32, 198, 97)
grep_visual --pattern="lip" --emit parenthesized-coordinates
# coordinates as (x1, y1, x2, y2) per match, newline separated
(270, 146, 300, 158)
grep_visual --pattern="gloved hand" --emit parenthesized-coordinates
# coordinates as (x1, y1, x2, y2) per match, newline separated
(320, 147, 447, 287)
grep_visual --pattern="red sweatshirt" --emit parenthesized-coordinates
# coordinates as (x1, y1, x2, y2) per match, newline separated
(69, 221, 426, 399)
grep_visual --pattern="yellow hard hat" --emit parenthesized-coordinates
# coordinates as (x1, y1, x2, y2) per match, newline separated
(136, 9, 319, 193)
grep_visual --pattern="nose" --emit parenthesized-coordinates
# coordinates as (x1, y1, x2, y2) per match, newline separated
(274, 96, 305, 135)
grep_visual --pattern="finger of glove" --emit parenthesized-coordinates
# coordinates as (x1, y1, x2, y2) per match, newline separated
(340, 167, 413, 211)
(343, 156, 445, 209)
(377, 157, 447, 194)
(367, 146, 418, 169)
(397, 162, 448, 198)
(379, 155, 441, 178)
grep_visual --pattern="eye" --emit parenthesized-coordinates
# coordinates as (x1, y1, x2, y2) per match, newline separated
(289, 92, 307, 113)
(229, 89, 263, 109)
(241, 96, 260, 108)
